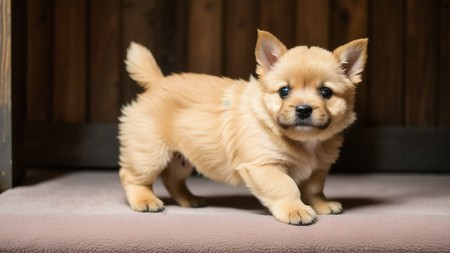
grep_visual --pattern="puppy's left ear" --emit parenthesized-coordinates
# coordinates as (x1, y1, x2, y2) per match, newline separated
(255, 30, 287, 76)
(333, 38, 368, 84)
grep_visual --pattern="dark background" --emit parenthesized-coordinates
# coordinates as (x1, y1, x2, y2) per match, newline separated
(8, 0, 450, 174)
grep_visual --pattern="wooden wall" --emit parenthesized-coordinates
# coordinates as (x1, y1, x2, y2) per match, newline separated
(13, 0, 450, 171)
(25, 0, 450, 127)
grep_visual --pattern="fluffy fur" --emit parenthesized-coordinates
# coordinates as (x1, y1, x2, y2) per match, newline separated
(119, 30, 368, 225)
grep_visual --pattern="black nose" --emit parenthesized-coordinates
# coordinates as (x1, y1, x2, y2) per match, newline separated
(295, 105, 312, 119)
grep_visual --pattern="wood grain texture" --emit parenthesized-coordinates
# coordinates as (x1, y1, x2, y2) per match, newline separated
(20, 0, 449, 128)
(224, 0, 258, 79)
(295, 0, 329, 49)
(157, 0, 188, 75)
(121, 0, 160, 104)
(260, 0, 295, 48)
(53, 0, 87, 123)
(13, 0, 450, 173)
(89, 0, 120, 122)
(368, 0, 405, 126)
(0, 0, 12, 191)
(405, 0, 438, 127)
(26, 0, 52, 123)
(11, 0, 27, 186)
(330, 0, 368, 125)
(330, 0, 368, 48)
(188, 0, 223, 75)
(439, 0, 450, 126)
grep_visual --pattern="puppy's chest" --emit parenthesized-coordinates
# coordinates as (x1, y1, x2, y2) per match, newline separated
(287, 141, 320, 183)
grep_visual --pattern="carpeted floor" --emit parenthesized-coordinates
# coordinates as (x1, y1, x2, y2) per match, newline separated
(1, 170, 449, 252)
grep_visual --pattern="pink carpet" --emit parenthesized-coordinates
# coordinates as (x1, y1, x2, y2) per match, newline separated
(1, 171, 449, 252)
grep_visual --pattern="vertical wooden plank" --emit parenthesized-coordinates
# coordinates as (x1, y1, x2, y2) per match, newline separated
(330, 0, 368, 126)
(439, 0, 450, 126)
(11, 0, 27, 185)
(405, 0, 438, 127)
(188, 0, 223, 75)
(27, 0, 52, 123)
(330, 0, 368, 48)
(0, 0, 12, 191)
(157, 0, 188, 75)
(368, 0, 405, 126)
(121, 0, 160, 104)
(89, 0, 120, 122)
(260, 0, 295, 48)
(53, 0, 87, 123)
(295, 0, 329, 49)
(224, 0, 258, 79)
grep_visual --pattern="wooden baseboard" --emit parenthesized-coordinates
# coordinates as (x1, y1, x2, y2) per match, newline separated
(25, 124, 119, 168)
(25, 124, 450, 173)
(335, 127, 450, 173)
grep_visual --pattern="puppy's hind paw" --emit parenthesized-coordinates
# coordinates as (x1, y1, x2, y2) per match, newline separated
(130, 197, 165, 212)
(178, 196, 207, 208)
(189, 196, 207, 208)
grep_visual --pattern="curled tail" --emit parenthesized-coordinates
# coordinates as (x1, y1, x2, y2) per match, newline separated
(125, 42, 163, 89)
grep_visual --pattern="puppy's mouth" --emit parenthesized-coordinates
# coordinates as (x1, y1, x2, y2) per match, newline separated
(278, 118, 331, 131)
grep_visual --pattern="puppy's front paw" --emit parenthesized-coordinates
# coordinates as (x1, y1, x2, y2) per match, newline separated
(130, 197, 165, 212)
(272, 203, 317, 225)
(312, 200, 343, 215)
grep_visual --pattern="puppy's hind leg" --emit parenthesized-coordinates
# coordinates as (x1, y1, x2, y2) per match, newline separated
(119, 144, 170, 212)
(161, 153, 206, 208)
(120, 168, 164, 212)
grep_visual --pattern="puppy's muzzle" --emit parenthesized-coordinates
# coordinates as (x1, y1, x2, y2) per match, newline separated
(294, 104, 331, 130)
(277, 104, 331, 130)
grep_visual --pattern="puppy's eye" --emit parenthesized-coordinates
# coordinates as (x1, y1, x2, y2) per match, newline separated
(278, 86, 290, 99)
(319, 86, 333, 99)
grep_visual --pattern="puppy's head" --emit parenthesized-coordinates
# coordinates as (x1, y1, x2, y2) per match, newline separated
(255, 30, 368, 141)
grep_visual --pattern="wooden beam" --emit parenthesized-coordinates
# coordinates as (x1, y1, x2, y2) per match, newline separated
(0, 0, 12, 192)
(10, 0, 27, 187)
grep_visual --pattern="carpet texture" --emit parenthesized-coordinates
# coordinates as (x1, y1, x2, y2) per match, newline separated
(1, 171, 449, 252)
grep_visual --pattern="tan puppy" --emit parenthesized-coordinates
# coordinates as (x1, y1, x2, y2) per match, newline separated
(119, 30, 368, 225)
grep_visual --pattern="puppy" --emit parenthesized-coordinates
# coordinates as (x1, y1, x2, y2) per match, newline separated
(119, 30, 367, 225)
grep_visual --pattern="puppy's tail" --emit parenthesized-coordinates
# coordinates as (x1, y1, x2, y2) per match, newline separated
(125, 42, 163, 89)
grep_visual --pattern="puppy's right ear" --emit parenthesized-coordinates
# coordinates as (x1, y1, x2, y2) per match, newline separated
(255, 30, 287, 76)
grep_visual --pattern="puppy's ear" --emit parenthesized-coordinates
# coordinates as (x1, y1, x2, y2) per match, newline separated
(255, 30, 287, 76)
(333, 38, 368, 84)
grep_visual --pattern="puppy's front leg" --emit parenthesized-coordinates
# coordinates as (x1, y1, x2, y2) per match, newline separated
(300, 169, 343, 215)
(237, 164, 316, 225)
(300, 135, 343, 215)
